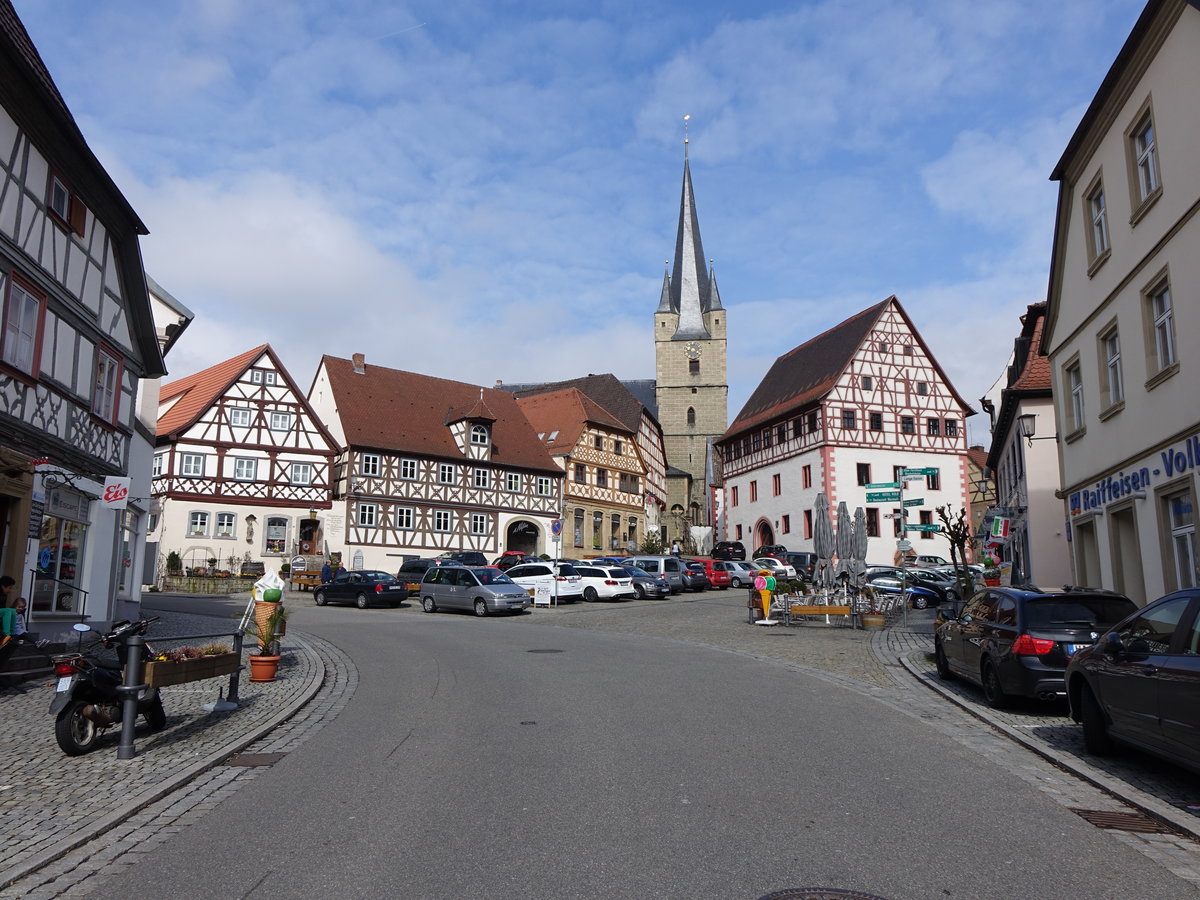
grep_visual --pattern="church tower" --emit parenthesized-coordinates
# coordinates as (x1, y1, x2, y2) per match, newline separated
(654, 138, 728, 530)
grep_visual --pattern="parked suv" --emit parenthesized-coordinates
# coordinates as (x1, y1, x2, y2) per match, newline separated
(751, 544, 787, 560)
(418, 566, 531, 616)
(935, 586, 1138, 708)
(711, 541, 746, 561)
(505, 561, 584, 602)
(623, 556, 689, 594)
(396, 557, 461, 597)
(782, 552, 817, 581)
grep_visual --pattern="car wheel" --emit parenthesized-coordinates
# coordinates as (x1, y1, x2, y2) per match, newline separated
(583, 587, 598, 602)
(635, 585, 646, 600)
(981, 659, 1011, 709)
(474, 598, 488, 617)
(1080, 684, 1114, 755)
(934, 642, 953, 680)
(422, 596, 437, 614)
(356, 592, 369, 610)
(730, 577, 742, 588)
(314, 590, 327, 607)
(911, 594, 929, 610)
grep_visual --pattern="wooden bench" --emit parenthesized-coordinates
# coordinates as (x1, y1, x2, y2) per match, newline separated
(786, 604, 852, 617)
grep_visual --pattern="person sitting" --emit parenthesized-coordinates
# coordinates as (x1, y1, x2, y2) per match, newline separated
(10, 598, 48, 648)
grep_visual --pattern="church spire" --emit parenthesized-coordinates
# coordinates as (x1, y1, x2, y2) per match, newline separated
(669, 136, 711, 339)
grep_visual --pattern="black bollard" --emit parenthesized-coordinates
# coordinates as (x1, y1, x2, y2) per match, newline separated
(116, 633, 145, 760)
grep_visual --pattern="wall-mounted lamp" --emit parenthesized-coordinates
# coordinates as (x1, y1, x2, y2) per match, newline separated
(1017, 413, 1059, 447)
(308, 506, 318, 520)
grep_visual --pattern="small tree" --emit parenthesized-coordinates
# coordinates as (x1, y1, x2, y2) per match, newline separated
(936, 505, 978, 603)
(640, 530, 664, 555)
(166, 549, 183, 574)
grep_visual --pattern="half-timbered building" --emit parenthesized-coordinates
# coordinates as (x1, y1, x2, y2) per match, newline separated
(307, 354, 564, 569)
(716, 297, 974, 564)
(149, 345, 338, 575)
(1, 3, 166, 634)
(515, 387, 648, 555)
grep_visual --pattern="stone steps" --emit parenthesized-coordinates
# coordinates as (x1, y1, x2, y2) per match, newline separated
(1, 641, 66, 685)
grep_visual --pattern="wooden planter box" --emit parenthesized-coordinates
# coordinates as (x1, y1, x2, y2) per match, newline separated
(144, 652, 240, 687)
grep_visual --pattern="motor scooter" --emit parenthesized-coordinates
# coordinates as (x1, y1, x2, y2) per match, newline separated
(49, 617, 167, 755)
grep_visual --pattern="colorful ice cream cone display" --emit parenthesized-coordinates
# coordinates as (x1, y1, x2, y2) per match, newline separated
(753, 572, 777, 621)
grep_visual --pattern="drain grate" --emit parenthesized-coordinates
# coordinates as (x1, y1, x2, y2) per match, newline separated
(758, 890, 890, 900)
(224, 752, 287, 767)
(527, 648, 563, 654)
(1070, 807, 1174, 834)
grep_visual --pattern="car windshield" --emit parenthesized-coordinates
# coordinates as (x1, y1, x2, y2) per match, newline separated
(619, 567, 648, 578)
(1024, 596, 1137, 628)
(469, 568, 515, 585)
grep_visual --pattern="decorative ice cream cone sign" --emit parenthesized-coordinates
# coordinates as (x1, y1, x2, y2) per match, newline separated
(753, 571, 778, 625)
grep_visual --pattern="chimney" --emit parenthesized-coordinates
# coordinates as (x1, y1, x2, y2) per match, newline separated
(352, 353, 366, 374)
(494, 379, 503, 388)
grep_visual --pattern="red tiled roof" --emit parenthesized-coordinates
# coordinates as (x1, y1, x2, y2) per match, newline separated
(966, 445, 989, 470)
(511, 373, 654, 432)
(320, 356, 561, 472)
(157, 345, 268, 436)
(516, 387, 632, 455)
(1011, 310, 1051, 391)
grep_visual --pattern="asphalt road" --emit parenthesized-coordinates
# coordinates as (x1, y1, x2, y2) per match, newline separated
(110, 598, 1197, 900)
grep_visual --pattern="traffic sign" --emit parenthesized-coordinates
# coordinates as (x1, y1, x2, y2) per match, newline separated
(902, 498, 924, 507)
(865, 481, 901, 490)
(866, 491, 901, 502)
(905, 523, 942, 532)
(896, 539, 913, 551)
(550, 519, 562, 536)
(902, 467, 939, 476)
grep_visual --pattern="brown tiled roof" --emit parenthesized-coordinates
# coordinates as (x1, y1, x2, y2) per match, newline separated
(445, 397, 497, 425)
(157, 345, 268, 436)
(516, 388, 633, 455)
(0, 1, 72, 123)
(321, 356, 561, 472)
(1011, 309, 1051, 391)
(510, 373, 655, 432)
(966, 445, 989, 470)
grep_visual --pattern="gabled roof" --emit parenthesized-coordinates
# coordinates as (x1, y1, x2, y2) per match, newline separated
(445, 395, 497, 426)
(507, 373, 659, 433)
(987, 305, 1054, 470)
(723, 296, 973, 441)
(157, 345, 268, 436)
(320, 356, 561, 472)
(516, 388, 633, 456)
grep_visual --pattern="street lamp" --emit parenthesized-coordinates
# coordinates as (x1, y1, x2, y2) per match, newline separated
(1017, 413, 1058, 447)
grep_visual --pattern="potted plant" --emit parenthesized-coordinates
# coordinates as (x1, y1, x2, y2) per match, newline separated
(166, 550, 183, 576)
(144, 642, 239, 687)
(982, 553, 1001, 587)
(859, 586, 887, 630)
(246, 604, 288, 682)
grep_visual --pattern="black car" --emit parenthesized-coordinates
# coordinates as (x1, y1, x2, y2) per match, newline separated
(864, 569, 943, 610)
(618, 566, 671, 600)
(934, 586, 1138, 708)
(314, 570, 408, 609)
(396, 558, 463, 596)
(436, 550, 489, 566)
(712, 541, 746, 561)
(1066, 589, 1200, 774)
(682, 561, 711, 592)
(751, 544, 787, 560)
(782, 551, 817, 581)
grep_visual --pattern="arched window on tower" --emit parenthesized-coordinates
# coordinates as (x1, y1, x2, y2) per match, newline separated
(687, 407, 696, 426)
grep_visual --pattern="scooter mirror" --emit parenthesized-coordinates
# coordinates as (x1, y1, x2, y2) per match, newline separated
(72, 623, 92, 633)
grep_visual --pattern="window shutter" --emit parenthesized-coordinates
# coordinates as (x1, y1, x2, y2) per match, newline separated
(68, 194, 86, 235)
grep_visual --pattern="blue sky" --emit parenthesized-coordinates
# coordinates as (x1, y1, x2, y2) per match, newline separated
(16, 0, 1146, 445)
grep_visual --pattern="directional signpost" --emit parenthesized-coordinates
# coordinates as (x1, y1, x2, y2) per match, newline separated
(902, 467, 939, 476)
(865, 482, 901, 490)
(867, 491, 901, 502)
(905, 523, 942, 532)
(903, 498, 924, 507)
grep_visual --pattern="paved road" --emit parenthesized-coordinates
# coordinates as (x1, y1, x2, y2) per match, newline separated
(78, 592, 1198, 899)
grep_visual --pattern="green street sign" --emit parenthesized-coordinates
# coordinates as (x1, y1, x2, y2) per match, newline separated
(865, 481, 901, 490)
(902, 498, 924, 507)
(866, 491, 901, 502)
(905, 523, 942, 532)
(902, 467, 939, 476)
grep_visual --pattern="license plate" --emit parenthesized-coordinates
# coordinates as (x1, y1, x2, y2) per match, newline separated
(1065, 643, 1080, 656)
(56, 676, 74, 693)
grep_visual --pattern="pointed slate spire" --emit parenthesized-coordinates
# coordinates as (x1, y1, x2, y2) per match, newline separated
(656, 266, 673, 313)
(670, 154, 711, 339)
(705, 262, 723, 312)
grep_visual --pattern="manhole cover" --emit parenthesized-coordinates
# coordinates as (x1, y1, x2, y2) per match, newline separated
(1070, 808, 1174, 834)
(527, 648, 563, 654)
(759, 891, 890, 900)
(224, 752, 286, 767)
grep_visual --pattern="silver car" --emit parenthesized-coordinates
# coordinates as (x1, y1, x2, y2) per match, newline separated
(419, 566, 531, 617)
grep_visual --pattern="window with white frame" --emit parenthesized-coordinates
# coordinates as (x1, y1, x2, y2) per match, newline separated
(470, 424, 489, 445)
(396, 507, 414, 529)
(290, 462, 313, 485)
(216, 513, 235, 538)
(228, 407, 251, 427)
(233, 458, 258, 481)
(926, 418, 940, 436)
(438, 463, 455, 484)
(264, 371, 277, 385)
(250, 370, 263, 384)
(506, 472, 520, 492)
(47, 172, 85, 235)
(188, 511, 209, 536)
(357, 502, 378, 528)
(2, 277, 43, 376)
(181, 453, 204, 477)
(92, 347, 121, 422)
(434, 510, 451, 532)
(1066, 361, 1085, 432)
(269, 411, 291, 431)
(1147, 279, 1177, 375)
(1100, 326, 1123, 408)
(901, 416, 915, 435)
(473, 467, 490, 488)
(400, 458, 416, 480)
(152, 454, 164, 478)
(945, 419, 958, 437)
(926, 471, 941, 491)
(536, 476, 552, 496)
(1084, 175, 1110, 266)
(1131, 111, 1160, 204)
(1164, 487, 1197, 590)
(361, 453, 381, 477)
(470, 513, 487, 534)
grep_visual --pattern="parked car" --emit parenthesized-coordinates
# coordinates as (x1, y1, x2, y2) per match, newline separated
(864, 570, 943, 610)
(572, 565, 636, 601)
(505, 561, 584, 602)
(935, 586, 1138, 708)
(725, 560, 756, 589)
(1066, 589, 1200, 774)
(618, 566, 671, 600)
(911, 554, 950, 568)
(588, 556, 628, 566)
(686, 558, 732, 589)
(781, 551, 817, 581)
(865, 566, 957, 605)
(396, 557, 462, 597)
(682, 561, 711, 592)
(492, 550, 530, 571)
(752, 557, 797, 579)
(623, 556, 690, 594)
(711, 541, 746, 561)
(751, 544, 788, 560)
(314, 570, 408, 609)
(418, 566, 531, 616)
(436, 550, 489, 566)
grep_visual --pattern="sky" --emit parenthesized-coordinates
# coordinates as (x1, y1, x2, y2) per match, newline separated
(15, 0, 1149, 446)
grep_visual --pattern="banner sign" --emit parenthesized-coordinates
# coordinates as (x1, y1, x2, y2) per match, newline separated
(102, 476, 131, 509)
(991, 517, 1011, 540)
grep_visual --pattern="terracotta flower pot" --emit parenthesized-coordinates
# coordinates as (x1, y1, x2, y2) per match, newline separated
(248, 654, 281, 682)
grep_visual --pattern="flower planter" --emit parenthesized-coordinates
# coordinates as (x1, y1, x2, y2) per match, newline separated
(860, 613, 887, 631)
(144, 652, 240, 687)
(248, 654, 281, 682)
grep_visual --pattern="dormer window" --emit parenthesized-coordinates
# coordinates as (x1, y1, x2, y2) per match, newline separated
(471, 424, 489, 445)
(47, 172, 85, 236)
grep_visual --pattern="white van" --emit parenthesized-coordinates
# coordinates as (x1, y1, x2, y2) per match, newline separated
(624, 556, 689, 594)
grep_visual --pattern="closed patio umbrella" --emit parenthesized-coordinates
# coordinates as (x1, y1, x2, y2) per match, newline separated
(813, 493, 834, 588)
(849, 507, 868, 582)
(835, 501, 852, 580)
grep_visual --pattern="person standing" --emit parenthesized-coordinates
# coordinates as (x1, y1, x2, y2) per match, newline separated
(671, 540, 681, 557)
(320, 559, 332, 584)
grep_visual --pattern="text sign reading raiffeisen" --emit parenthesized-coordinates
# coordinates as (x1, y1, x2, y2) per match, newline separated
(1069, 431, 1200, 516)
